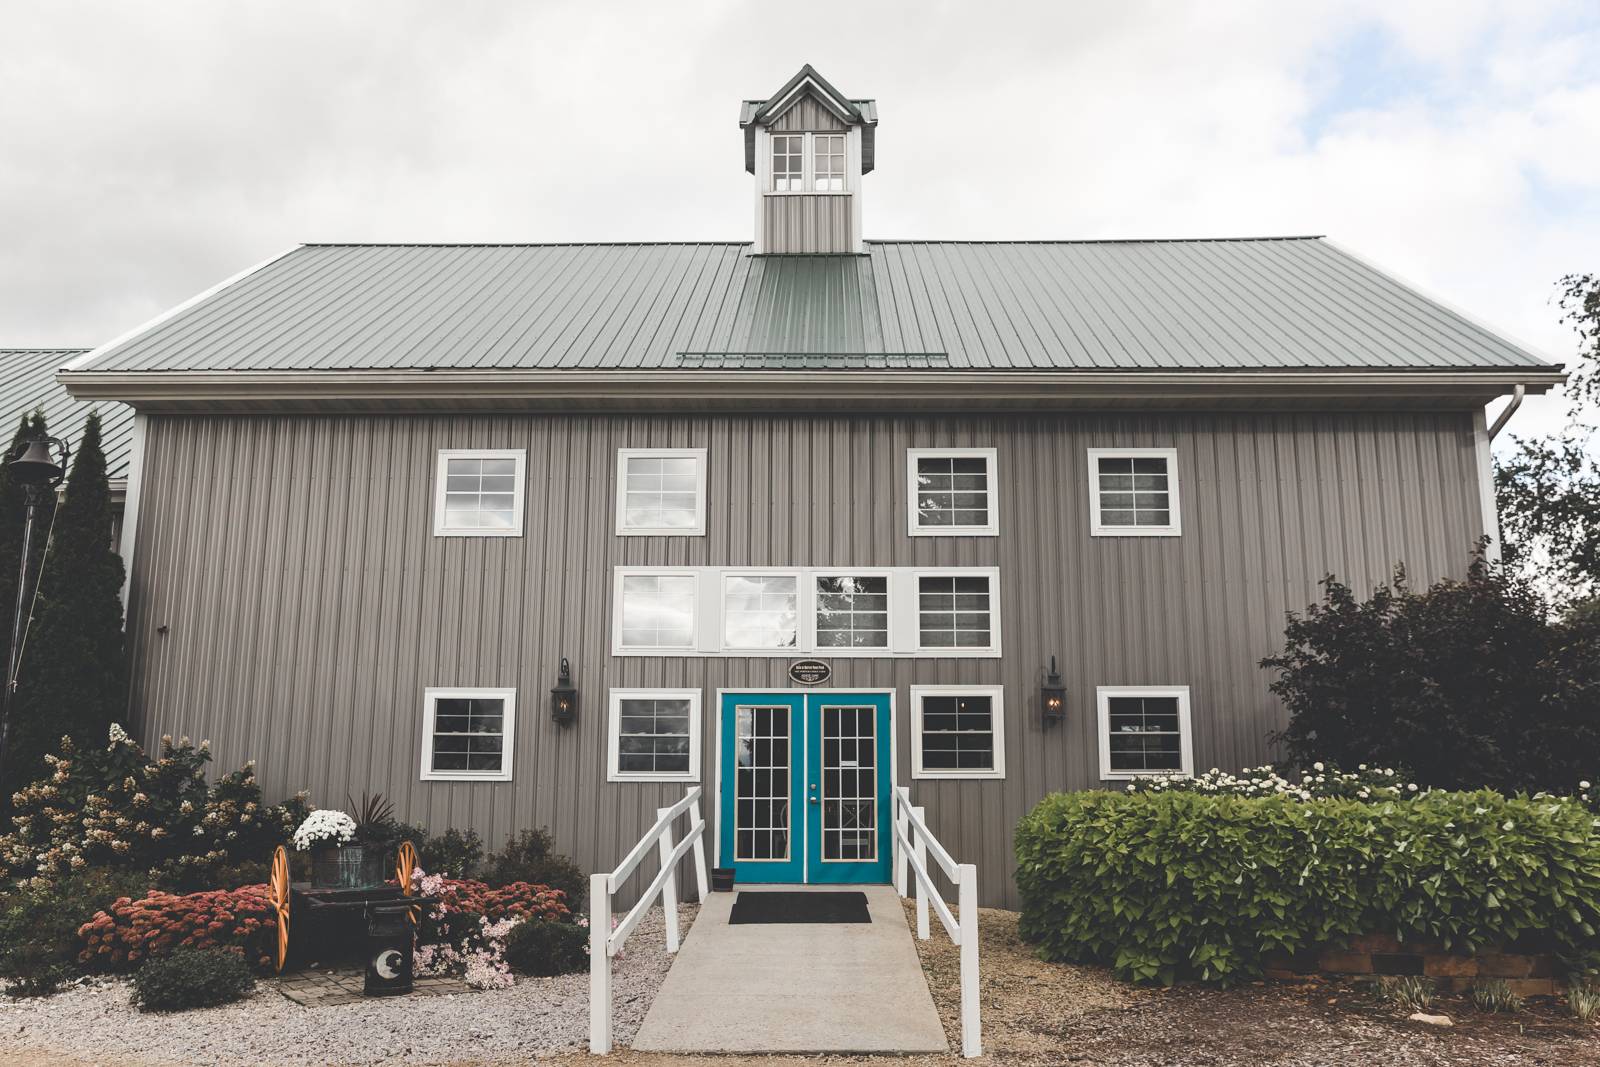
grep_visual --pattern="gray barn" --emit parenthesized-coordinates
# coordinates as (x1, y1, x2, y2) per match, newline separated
(61, 67, 1563, 907)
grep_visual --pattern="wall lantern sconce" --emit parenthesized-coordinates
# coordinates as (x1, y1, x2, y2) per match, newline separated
(550, 657, 577, 727)
(1041, 656, 1066, 726)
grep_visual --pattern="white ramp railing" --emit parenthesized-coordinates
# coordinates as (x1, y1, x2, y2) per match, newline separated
(590, 786, 708, 1054)
(892, 784, 981, 1058)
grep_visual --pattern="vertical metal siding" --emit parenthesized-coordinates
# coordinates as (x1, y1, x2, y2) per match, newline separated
(770, 97, 848, 132)
(126, 410, 1483, 907)
(762, 196, 854, 254)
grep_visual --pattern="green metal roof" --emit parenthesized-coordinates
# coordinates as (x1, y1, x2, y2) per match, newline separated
(67, 238, 1554, 377)
(0, 349, 134, 482)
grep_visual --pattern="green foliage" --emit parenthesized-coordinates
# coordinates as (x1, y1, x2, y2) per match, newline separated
(504, 918, 588, 977)
(481, 827, 585, 907)
(1262, 559, 1600, 792)
(6, 413, 126, 789)
(0, 867, 149, 996)
(419, 827, 484, 879)
(1569, 979, 1600, 1023)
(346, 791, 395, 844)
(1373, 976, 1436, 1012)
(1472, 977, 1523, 1013)
(1015, 789, 1600, 987)
(129, 947, 254, 1012)
(0, 411, 55, 713)
(0, 726, 306, 888)
(1125, 762, 1419, 801)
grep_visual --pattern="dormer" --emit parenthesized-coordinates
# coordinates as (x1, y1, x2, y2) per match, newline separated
(740, 65, 876, 254)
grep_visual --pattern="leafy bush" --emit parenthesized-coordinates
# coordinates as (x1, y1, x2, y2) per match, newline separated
(380, 822, 482, 878)
(505, 918, 588, 977)
(0, 725, 307, 889)
(1262, 559, 1600, 792)
(1015, 789, 1600, 987)
(129, 948, 254, 1013)
(0, 868, 149, 996)
(481, 828, 585, 907)
(77, 885, 276, 972)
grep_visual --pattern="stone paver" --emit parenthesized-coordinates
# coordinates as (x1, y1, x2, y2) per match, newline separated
(275, 967, 470, 1006)
(631, 884, 947, 1054)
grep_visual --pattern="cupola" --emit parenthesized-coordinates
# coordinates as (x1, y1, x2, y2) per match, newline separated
(739, 65, 876, 254)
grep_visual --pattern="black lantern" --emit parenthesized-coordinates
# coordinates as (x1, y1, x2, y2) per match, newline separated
(550, 657, 577, 726)
(1041, 656, 1066, 726)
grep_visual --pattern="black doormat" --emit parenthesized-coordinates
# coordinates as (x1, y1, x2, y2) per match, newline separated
(728, 890, 872, 925)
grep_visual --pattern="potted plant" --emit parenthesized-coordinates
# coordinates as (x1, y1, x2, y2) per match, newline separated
(293, 794, 395, 889)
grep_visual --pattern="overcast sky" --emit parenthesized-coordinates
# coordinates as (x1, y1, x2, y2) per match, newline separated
(4, 0, 1597, 443)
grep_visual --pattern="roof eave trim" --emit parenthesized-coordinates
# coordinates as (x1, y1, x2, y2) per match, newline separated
(60, 244, 305, 374)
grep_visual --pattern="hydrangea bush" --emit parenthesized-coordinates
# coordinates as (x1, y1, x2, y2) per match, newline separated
(1126, 762, 1421, 801)
(0, 726, 308, 888)
(409, 869, 570, 989)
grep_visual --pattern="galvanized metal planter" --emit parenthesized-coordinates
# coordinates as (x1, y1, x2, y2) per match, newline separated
(310, 845, 388, 889)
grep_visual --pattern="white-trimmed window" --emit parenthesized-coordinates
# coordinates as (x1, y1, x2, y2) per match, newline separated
(911, 685, 1005, 779)
(814, 573, 891, 650)
(434, 450, 525, 537)
(616, 448, 707, 535)
(907, 447, 998, 536)
(420, 687, 516, 782)
(772, 133, 804, 191)
(1088, 448, 1180, 536)
(916, 571, 996, 651)
(723, 572, 800, 651)
(812, 133, 845, 191)
(1096, 686, 1193, 780)
(607, 689, 701, 781)
(616, 571, 698, 651)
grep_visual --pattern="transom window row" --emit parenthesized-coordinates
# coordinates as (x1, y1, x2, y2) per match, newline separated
(612, 567, 1002, 657)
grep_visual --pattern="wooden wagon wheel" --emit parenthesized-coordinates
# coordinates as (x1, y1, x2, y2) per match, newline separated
(268, 844, 291, 972)
(396, 840, 419, 925)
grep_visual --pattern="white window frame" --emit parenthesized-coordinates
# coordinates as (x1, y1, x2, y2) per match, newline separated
(721, 569, 804, 654)
(609, 566, 1002, 658)
(433, 449, 526, 538)
(1087, 447, 1181, 537)
(419, 686, 517, 782)
(906, 447, 999, 537)
(615, 447, 708, 536)
(607, 688, 702, 783)
(910, 684, 1006, 780)
(767, 130, 852, 196)
(1096, 685, 1194, 781)
(613, 567, 702, 653)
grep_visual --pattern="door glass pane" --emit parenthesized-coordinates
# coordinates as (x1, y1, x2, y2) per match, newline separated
(735, 706, 790, 861)
(820, 705, 877, 861)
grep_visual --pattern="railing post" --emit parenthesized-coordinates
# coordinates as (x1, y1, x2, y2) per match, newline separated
(958, 862, 981, 1057)
(912, 805, 930, 941)
(589, 871, 612, 1054)
(689, 791, 710, 903)
(657, 806, 680, 953)
(894, 791, 909, 897)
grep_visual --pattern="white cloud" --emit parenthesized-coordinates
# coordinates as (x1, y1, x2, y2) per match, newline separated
(1, 0, 1595, 442)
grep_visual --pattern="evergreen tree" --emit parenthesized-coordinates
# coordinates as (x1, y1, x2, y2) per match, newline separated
(4, 412, 126, 790)
(0, 411, 55, 699)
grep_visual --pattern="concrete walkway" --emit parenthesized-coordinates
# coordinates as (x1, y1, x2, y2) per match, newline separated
(631, 884, 948, 1054)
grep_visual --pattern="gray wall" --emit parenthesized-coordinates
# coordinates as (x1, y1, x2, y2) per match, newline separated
(124, 410, 1486, 907)
(762, 194, 853, 254)
(771, 97, 847, 131)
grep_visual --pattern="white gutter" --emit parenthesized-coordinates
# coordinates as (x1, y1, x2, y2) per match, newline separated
(1486, 383, 1526, 441)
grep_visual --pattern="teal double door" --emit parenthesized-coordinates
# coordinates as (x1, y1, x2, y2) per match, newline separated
(718, 692, 892, 885)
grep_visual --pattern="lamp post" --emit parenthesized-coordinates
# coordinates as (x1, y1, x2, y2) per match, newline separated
(1, 433, 68, 792)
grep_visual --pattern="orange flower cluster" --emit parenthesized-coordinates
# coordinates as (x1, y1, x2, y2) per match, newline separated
(430, 879, 569, 923)
(76, 884, 276, 971)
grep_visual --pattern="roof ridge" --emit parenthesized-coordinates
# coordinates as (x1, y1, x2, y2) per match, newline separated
(293, 236, 1326, 249)
(0, 347, 92, 354)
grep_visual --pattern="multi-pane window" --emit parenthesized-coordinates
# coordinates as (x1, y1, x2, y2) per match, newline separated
(815, 575, 890, 649)
(912, 686, 1005, 778)
(618, 573, 697, 650)
(820, 705, 878, 860)
(772, 133, 804, 191)
(812, 133, 845, 191)
(723, 574, 799, 650)
(735, 704, 792, 860)
(616, 448, 706, 535)
(917, 574, 994, 649)
(908, 448, 997, 535)
(608, 690, 699, 781)
(433, 450, 525, 537)
(1088, 448, 1181, 536)
(421, 688, 516, 781)
(1097, 686, 1193, 779)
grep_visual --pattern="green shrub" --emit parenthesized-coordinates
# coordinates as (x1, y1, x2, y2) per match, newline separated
(504, 918, 588, 977)
(1472, 977, 1523, 1013)
(129, 947, 254, 1012)
(1569, 979, 1600, 1023)
(0, 868, 150, 996)
(1374, 976, 1435, 1012)
(481, 828, 584, 907)
(1015, 789, 1600, 987)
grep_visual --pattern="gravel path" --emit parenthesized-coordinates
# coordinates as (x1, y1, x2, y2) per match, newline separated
(0, 904, 695, 1067)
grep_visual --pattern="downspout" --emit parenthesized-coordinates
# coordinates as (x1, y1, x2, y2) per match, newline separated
(1487, 383, 1526, 441)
